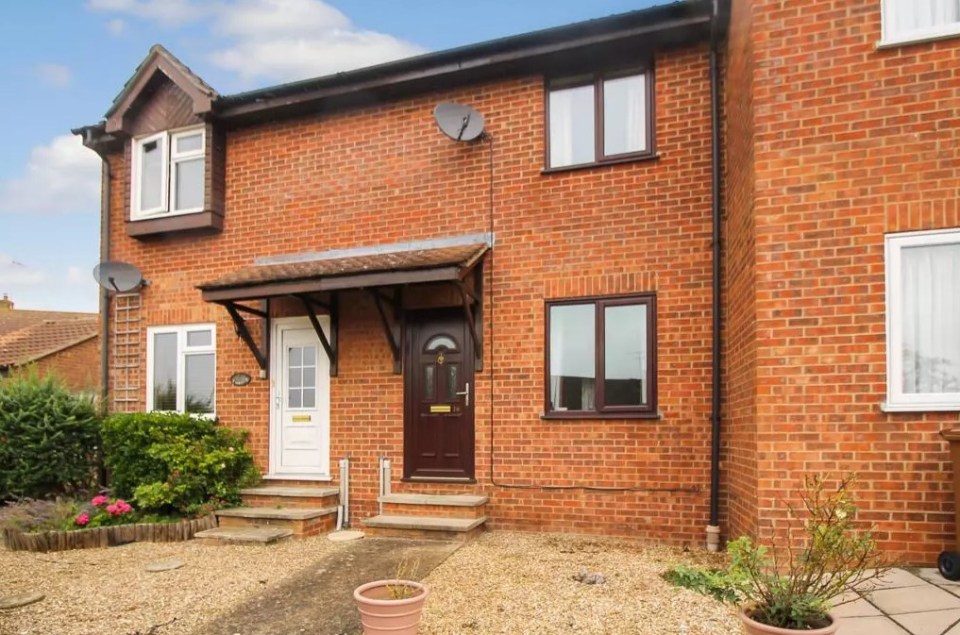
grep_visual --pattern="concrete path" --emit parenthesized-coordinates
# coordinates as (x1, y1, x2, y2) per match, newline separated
(837, 568, 960, 634)
(191, 536, 459, 635)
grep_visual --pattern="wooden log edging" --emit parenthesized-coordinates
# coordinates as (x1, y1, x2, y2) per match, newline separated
(1, 514, 217, 553)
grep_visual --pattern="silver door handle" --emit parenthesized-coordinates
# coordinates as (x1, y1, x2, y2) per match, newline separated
(455, 382, 470, 407)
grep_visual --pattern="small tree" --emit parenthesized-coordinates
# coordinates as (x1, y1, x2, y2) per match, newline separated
(730, 474, 889, 630)
(0, 370, 100, 500)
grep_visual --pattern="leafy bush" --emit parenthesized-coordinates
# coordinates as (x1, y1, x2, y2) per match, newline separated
(662, 564, 746, 604)
(100, 412, 259, 515)
(729, 474, 889, 630)
(0, 371, 100, 500)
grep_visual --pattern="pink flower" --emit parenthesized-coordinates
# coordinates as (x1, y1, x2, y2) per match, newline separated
(75, 513, 90, 527)
(91, 495, 109, 507)
(106, 500, 133, 516)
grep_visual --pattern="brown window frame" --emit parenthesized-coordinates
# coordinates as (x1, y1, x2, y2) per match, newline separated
(543, 65, 656, 171)
(544, 293, 657, 419)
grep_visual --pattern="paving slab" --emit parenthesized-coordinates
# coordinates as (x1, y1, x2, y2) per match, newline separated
(917, 567, 960, 587)
(892, 608, 960, 635)
(832, 596, 882, 618)
(145, 559, 185, 572)
(869, 584, 960, 615)
(858, 568, 928, 591)
(0, 592, 44, 610)
(194, 526, 293, 544)
(837, 615, 910, 635)
(190, 537, 459, 635)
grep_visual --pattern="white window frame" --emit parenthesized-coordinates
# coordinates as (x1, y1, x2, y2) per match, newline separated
(170, 128, 206, 214)
(880, 0, 960, 47)
(132, 131, 168, 217)
(130, 125, 205, 220)
(146, 323, 216, 416)
(884, 228, 960, 412)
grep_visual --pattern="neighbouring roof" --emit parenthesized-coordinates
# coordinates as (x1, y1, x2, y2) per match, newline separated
(198, 243, 489, 302)
(0, 311, 99, 367)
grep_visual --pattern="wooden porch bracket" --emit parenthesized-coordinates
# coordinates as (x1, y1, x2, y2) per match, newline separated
(369, 289, 402, 373)
(295, 294, 339, 376)
(222, 301, 268, 371)
(454, 268, 483, 371)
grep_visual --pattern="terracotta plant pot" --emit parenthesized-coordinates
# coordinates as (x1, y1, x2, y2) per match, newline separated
(354, 579, 429, 635)
(740, 607, 837, 635)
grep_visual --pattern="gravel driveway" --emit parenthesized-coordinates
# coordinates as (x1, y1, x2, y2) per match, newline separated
(1, 530, 739, 635)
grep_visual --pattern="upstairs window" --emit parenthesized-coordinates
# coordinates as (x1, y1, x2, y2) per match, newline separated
(147, 324, 216, 415)
(545, 294, 657, 417)
(546, 68, 653, 169)
(885, 229, 960, 411)
(132, 127, 205, 219)
(882, 0, 960, 45)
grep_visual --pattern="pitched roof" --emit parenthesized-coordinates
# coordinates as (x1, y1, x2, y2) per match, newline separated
(105, 44, 218, 119)
(0, 311, 99, 367)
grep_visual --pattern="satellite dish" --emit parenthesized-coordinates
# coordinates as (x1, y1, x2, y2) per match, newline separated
(434, 102, 486, 142)
(93, 261, 145, 293)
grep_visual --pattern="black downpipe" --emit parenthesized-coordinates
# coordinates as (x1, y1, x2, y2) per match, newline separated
(708, 43, 723, 527)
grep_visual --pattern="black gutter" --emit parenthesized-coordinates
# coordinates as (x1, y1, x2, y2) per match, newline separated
(215, 0, 713, 121)
(708, 5, 724, 531)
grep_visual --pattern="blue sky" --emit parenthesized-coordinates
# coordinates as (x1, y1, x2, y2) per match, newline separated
(0, 0, 656, 312)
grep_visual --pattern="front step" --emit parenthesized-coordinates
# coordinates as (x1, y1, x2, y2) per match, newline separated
(380, 493, 489, 519)
(194, 526, 293, 546)
(215, 506, 338, 539)
(362, 514, 487, 541)
(240, 485, 339, 509)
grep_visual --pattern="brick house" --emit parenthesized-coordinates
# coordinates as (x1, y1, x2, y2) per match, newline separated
(0, 295, 100, 392)
(74, 0, 960, 561)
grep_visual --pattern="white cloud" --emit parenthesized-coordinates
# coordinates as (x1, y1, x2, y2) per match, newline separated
(106, 18, 127, 35)
(66, 266, 89, 285)
(0, 256, 47, 287)
(88, 0, 425, 84)
(87, 0, 205, 26)
(36, 63, 72, 88)
(0, 135, 101, 215)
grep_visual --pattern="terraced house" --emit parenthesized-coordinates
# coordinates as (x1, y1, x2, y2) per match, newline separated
(75, 0, 960, 563)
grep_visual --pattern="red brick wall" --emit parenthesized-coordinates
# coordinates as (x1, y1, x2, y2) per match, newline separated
(33, 337, 100, 393)
(722, 0, 759, 541)
(104, 45, 719, 545)
(727, 0, 960, 564)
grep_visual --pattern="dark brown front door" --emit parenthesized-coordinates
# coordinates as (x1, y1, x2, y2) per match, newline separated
(404, 310, 475, 480)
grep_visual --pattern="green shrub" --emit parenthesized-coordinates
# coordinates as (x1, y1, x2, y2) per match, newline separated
(100, 412, 259, 515)
(0, 371, 100, 500)
(662, 564, 747, 604)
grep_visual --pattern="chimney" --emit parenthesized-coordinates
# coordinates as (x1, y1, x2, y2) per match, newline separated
(0, 294, 13, 311)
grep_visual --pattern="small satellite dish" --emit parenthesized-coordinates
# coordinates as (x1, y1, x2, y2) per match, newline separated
(434, 102, 485, 142)
(93, 261, 145, 293)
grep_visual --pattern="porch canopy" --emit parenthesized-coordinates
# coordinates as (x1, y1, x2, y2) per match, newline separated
(197, 237, 489, 376)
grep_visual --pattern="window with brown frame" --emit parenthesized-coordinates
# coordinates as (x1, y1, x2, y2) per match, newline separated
(545, 67, 654, 170)
(545, 294, 657, 418)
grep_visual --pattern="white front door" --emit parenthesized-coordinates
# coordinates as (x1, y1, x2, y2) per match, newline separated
(270, 317, 330, 478)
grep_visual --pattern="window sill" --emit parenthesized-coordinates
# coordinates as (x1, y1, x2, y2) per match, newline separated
(877, 24, 960, 49)
(880, 401, 960, 413)
(541, 153, 660, 175)
(541, 410, 661, 421)
(127, 210, 223, 239)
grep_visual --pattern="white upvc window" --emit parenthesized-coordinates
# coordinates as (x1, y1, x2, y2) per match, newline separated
(131, 126, 205, 219)
(881, 0, 960, 46)
(884, 228, 960, 411)
(147, 324, 216, 416)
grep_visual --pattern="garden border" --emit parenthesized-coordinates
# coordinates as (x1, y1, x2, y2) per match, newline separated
(1, 514, 217, 552)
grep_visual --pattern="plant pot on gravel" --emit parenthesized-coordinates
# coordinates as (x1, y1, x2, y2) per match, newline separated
(353, 579, 428, 635)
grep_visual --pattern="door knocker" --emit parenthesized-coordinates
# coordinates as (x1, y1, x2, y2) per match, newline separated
(436, 351, 445, 365)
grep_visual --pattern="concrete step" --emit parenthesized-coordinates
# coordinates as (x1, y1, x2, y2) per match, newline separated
(380, 493, 488, 519)
(215, 506, 338, 538)
(240, 485, 339, 509)
(194, 526, 293, 546)
(361, 514, 487, 541)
